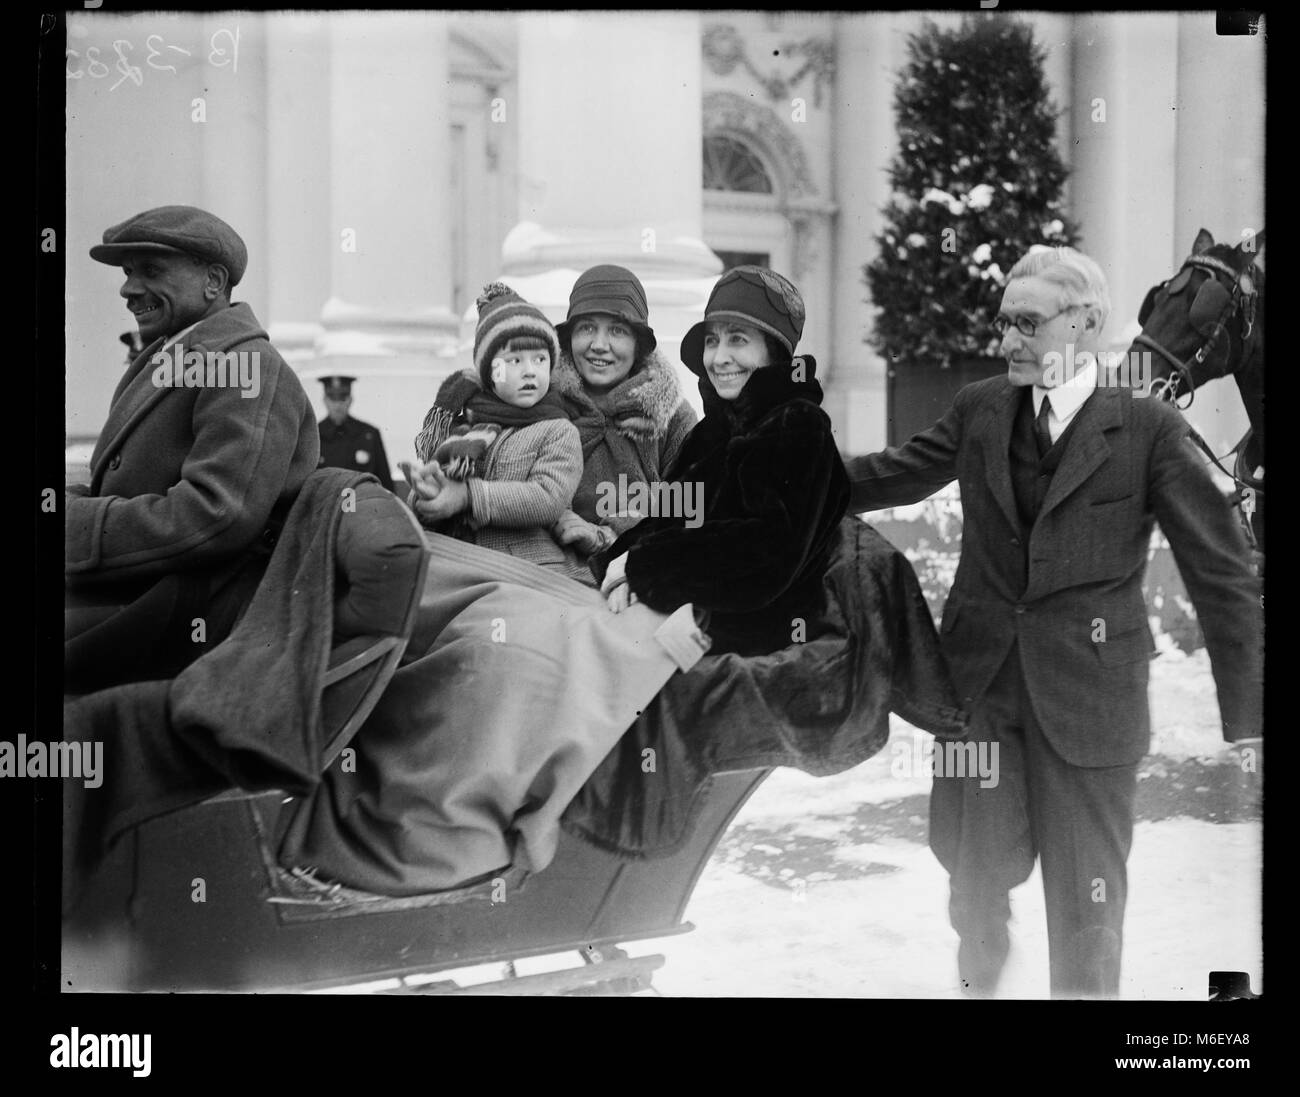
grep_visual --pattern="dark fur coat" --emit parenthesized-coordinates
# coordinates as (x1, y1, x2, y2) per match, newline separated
(595, 358, 850, 655)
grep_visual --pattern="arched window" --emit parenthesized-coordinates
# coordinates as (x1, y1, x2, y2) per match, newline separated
(702, 135, 774, 194)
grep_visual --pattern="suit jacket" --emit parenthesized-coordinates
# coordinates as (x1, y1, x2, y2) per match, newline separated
(845, 375, 1262, 766)
(66, 302, 320, 584)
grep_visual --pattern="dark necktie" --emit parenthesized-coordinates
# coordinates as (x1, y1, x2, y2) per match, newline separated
(1034, 394, 1054, 459)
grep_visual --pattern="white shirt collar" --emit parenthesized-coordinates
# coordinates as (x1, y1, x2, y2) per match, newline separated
(1034, 358, 1097, 421)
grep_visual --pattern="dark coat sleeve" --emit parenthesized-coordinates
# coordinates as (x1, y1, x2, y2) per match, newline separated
(66, 352, 316, 582)
(843, 392, 965, 513)
(614, 403, 847, 615)
(1147, 403, 1263, 741)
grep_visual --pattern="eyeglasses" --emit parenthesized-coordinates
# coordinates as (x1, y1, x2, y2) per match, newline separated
(992, 304, 1086, 338)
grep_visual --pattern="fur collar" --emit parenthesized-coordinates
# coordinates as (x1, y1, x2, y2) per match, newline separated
(699, 354, 826, 429)
(552, 347, 686, 441)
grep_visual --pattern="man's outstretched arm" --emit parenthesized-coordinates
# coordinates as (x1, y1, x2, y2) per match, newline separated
(844, 396, 963, 514)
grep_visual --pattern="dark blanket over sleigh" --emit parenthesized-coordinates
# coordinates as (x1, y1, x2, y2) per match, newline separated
(559, 516, 968, 860)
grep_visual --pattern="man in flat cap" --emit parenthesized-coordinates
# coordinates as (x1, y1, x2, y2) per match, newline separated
(66, 205, 320, 693)
(316, 376, 395, 492)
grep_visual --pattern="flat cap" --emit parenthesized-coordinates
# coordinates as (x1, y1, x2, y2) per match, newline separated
(90, 205, 248, 286)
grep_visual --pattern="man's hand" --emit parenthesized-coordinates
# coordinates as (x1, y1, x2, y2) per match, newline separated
(413, 463, 469, 524)
(553, 511, 611, 555)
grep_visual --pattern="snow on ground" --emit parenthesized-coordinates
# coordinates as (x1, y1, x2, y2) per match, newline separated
(643, 648, 1262, 998)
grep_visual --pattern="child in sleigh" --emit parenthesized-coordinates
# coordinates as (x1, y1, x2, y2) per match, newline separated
(404, 283, 588, 583)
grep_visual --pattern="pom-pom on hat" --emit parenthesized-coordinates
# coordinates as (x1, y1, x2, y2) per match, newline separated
(473, 282, 561, 391)
(555, 264, 657, 352)
(680, 265, 805, 376)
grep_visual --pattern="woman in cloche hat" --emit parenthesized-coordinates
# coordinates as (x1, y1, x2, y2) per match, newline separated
(592, 265, 851, 657)
(548, 264, 697, 567)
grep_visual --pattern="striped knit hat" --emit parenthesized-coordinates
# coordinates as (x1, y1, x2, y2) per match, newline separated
(473, 282, 561, 391)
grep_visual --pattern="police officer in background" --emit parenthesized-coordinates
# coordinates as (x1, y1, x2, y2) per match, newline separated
(317, 375, 395, 492)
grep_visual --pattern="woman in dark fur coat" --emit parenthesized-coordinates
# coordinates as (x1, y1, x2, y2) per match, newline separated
(593, 266, 851, 656)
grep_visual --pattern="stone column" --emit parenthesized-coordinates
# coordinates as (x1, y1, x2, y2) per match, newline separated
(497, 12, 723, 410)
(313, 12, 462, 469)
(1069, 14, 1179, 352)
(830, 12, 905, 456)
(264, 14, 331, 366)
(197, 14, 269, 325)
(1172, 12, 1264, 456)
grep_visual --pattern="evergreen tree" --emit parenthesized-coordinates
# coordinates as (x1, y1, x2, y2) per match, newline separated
(865, 16, 1080, 368)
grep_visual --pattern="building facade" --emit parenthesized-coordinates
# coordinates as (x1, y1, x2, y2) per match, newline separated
(66, 10, 1264, 475)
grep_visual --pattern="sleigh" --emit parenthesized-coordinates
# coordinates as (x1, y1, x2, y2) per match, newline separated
(63, 764, 773, 994)
(62, 486, 962, 995)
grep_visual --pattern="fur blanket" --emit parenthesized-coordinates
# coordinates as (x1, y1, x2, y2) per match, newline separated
(562, 517, 968, 858)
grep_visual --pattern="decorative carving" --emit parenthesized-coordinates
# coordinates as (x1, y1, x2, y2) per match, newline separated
(702, 23, 835, 109)
(703, 135, 774, 194)
(449, 29, 511, 82)
(780, 207, 821, 280)
(702, 90, 816, 201)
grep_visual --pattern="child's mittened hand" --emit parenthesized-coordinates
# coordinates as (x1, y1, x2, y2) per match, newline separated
(400, 460, 440, 501)
(413, 470, 469, 523)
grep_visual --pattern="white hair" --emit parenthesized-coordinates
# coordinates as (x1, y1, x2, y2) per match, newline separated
(1008, 245, 1111, 329)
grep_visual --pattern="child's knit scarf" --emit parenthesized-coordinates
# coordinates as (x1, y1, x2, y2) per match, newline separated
(414, 372, 571, 476)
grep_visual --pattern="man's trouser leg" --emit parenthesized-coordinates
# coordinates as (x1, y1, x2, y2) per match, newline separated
(930, 652, 1035, 996)
(1019, 687, 1138, 999)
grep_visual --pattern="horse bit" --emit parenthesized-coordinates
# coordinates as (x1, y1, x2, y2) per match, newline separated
(1134, 252, 1260, 409)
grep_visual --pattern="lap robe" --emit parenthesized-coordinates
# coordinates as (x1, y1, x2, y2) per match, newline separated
(278, 531, 691, 894)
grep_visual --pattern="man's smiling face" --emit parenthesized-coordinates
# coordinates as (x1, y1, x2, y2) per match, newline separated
(118, 251, 222, 343)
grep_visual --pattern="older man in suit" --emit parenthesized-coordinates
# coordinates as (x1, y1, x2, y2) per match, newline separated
(66, 206, 319, 693)
(846, 246, 1262, 998)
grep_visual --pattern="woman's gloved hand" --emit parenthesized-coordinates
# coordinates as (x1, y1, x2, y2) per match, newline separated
(601, 552, 639, 614)
(553, 510, 614, 555)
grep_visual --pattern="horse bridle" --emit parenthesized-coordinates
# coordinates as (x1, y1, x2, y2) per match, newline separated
(1132, 253, 1263, 526)
(1133, 253, 1260, 409)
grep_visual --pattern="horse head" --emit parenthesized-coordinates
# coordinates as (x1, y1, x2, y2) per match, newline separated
(1127, 229, 1264, 417)
(1128, 228, 1265, 557)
